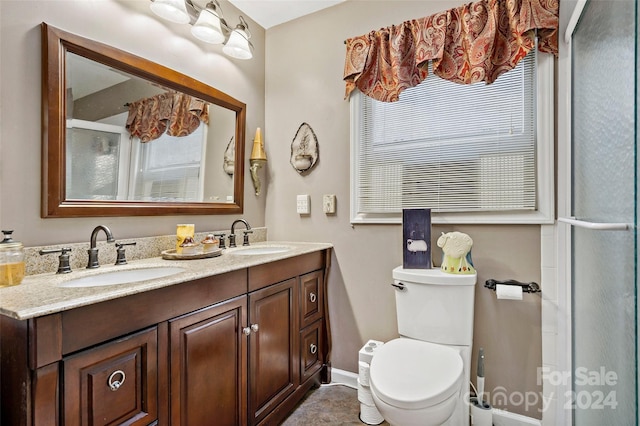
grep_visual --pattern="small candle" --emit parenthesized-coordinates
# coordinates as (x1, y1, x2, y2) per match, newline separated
(176, 224, 195, 254)
(254, 127, 262, 144)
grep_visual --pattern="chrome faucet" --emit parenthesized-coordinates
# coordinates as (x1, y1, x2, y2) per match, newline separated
(87, 225, 115, 269)
(229, 219, 252, 248)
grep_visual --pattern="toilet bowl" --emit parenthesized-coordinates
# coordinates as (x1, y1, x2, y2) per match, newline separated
(369, 338, 463, 426)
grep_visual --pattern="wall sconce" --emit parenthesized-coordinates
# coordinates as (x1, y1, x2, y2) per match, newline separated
(250, 128, 267, 196)
(150, 0, 254, 60)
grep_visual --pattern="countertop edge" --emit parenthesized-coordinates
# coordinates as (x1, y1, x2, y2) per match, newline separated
(0, 242, 333, 321)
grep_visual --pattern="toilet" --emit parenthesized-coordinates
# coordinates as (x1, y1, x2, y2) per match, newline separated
(369, 267, 477, 426)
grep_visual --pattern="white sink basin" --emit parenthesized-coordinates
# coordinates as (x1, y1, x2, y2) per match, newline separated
(59, 266, 186, 288)
(230, 246, 291, 256)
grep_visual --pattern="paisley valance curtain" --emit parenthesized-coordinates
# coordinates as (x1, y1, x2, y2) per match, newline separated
(343, 0, 559, 102)
(126, 92, 209, 142)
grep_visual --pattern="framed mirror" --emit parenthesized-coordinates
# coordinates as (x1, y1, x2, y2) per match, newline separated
(41, 23, 246, 217)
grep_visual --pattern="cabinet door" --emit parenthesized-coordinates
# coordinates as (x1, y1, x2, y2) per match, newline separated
(248, 279, 298, 425)
(299, 270, 323, 329)
(63, 327, 157, 426)
(169, 295, 247, 426)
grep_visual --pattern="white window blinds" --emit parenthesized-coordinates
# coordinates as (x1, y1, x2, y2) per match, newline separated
(351, 51, 554, 224)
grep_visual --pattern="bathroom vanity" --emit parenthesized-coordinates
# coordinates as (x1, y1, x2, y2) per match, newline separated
(0, 242, 332, 425)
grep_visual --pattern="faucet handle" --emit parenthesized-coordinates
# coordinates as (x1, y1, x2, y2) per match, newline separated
(228, 233, 237, 248)
(115, 242, 137, 265)
(242, 230, 253, 246)
(214, 233, 226, 249)
(39, 247, 73, 274)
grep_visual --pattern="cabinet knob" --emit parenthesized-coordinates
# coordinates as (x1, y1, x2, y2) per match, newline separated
(108, 370, 126, 391)
(309, 343, 318, 355)
(242, 327, 251, 336)
(309, 292, 317, 303)
(251, 323, 259, 333)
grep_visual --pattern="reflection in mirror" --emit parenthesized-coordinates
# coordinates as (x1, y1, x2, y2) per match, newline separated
(42, 23, 246, 217)
(223, 137, 235, 176)
(66, 53, 236, 203)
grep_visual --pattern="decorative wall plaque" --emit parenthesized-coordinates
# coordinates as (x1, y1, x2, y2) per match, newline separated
(290, 122, 318, 174)
(403, 208, 432, 269)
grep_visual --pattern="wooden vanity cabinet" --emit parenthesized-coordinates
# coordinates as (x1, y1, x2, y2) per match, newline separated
(247, 253, 329, 425)
(0, 249, 331, 426)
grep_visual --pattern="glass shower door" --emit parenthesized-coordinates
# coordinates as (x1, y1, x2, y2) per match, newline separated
(570, 0, 637, 424)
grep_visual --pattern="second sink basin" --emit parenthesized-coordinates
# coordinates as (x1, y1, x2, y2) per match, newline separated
(59, 266, 186, 288)
(230, 246, 291, 256)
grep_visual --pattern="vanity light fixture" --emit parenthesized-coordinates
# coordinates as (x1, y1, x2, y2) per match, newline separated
(150, 0, 254, 60)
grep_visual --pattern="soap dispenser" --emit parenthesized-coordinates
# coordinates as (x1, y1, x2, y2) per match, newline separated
(0, 230, 25, 287)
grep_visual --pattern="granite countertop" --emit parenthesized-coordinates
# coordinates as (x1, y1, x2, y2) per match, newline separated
(0, 241, 332, 321)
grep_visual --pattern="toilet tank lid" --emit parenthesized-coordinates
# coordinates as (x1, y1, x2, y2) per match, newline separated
(393, 266, 477, 286)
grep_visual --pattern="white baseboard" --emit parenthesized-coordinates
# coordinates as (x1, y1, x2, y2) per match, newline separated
(328, 367, 358, 389)
(329, 368, 541, 426)
(491, 409, 541, 426)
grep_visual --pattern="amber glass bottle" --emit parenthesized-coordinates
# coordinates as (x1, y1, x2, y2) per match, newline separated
(0, 230, 25, 287)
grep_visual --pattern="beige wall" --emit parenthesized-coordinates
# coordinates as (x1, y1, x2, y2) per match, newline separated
(264, 1, 543, 418)
(0, 0, 266, 247)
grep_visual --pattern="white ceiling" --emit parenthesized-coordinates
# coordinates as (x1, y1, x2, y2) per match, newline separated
(227, 0, 345, 29)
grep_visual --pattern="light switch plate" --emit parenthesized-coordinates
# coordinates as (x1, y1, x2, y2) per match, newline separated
(323, 194, 336, 214)
(296, 194, 311, 214)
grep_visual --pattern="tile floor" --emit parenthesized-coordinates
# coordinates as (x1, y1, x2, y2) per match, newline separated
(280, 384, 390, 425)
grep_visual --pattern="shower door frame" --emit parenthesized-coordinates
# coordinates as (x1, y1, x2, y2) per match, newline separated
(554, 1, 639, 425)
(549, 3, 589, 425)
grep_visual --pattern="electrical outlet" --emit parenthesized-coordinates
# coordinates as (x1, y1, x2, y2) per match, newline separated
(323, 194, 336, 214)
(296, 194, 311, 214)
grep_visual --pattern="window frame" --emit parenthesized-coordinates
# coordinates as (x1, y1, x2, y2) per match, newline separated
(349, 52, 555, 225)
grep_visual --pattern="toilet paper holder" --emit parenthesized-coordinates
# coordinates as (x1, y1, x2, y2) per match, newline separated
(484, 279, 540, 294)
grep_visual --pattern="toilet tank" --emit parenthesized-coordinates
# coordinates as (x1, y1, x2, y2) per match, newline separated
(392, 266, 477, 346)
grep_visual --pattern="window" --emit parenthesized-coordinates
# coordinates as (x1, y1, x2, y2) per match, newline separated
(350, 51, 554, 224)
(130, 124, 206, 202)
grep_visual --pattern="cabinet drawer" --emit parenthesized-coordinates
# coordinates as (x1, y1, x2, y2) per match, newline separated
(300, 320, 323, 383)
(63, 327, 158, 426)
(299, 270, 323, 329)
(249, 251, 324, 292)
(61, 269, 246, 355)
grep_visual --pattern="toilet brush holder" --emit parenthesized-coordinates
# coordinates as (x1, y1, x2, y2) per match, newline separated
(470, 397, 492, 426)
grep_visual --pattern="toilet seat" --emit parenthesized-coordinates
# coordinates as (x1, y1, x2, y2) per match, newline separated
(369, 338, 463, 410)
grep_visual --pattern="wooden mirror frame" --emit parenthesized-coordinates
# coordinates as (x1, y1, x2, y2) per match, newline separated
(41, 23, 246, 218)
